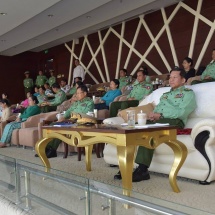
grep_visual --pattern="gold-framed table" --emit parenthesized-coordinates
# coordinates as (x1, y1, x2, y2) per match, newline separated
(35, 124, 187, 196)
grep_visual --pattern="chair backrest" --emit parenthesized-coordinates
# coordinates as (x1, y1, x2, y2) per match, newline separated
(89, 82, 110, 92)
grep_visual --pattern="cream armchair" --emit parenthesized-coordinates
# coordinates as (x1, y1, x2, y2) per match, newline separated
(103, 82, 215, 184)
(17, 112, 57, 147)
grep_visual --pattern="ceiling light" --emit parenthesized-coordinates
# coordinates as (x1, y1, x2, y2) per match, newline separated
(1, 40, 6, 42)
(48, 14, 54, 17)
(0, 13, 7, 16)
(86, 16, 91, 19)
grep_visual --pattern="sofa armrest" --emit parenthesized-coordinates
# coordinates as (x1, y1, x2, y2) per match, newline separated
(191, 118, 215, 144)
(21, 114, 46, 128)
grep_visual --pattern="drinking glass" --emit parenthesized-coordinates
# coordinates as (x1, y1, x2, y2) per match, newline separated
(127, 110, 135, 127)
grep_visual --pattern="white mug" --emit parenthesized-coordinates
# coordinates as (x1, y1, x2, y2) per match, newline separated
(87, 112, 94, 117)
(56, 113, 64, 121)
(137, 112, 147, 126)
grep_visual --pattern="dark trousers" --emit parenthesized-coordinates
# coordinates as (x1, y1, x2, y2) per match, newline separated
(94, 103, 109, 110)
(109, 100, 139, 117)
(135, 118, 184, 167)
(40, 105, 57, 113)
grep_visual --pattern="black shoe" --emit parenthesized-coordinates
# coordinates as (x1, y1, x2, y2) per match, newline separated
(35, 148, 49, 157)
(46, 148, 57, 158)
(110, 164, 118, 168)
(114, 171, 122, 180)
(132, 167, 150, 182)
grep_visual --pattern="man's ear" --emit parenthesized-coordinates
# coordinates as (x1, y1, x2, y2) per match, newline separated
(182, 77, 186, 84)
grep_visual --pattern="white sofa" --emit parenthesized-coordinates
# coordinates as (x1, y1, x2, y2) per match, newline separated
(103, 82, 215, 184)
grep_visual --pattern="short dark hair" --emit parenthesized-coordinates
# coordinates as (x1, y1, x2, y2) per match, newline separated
(111, 79, 120, 89)
(39, 86, 46, 91)
(61, 78, 67, 83)
(76, 81, 84, 87)
(29, 95, 39, 104)
(170, 66, 186, 79)
(137, 70, 146, 76)
(44, 83, 50, 86)
(2, 93, 8, 98)
(120, 69, 127, 74)
(183, 57, 193, 66)
(77, 85, 88, 93)
(1, 99, 10, 106)
(51, 83, 60, 89)
(140, 66, 149, 75)
(75, 77, 82, 81)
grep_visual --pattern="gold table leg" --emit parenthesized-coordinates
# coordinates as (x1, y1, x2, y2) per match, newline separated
(35, 138, 53, 172)
(85, 145, 93, 171)
(117, 145, 136, 196)
(164, 140, 188, 193)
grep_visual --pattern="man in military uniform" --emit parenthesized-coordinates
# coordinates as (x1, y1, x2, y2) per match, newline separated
(119, 69, 130, 90)
(35, 70, 48, 87)
(23, 71, 34, 95)
(40, 83, 67, 112)
(35, 85, 94, 158)
(114, 67, 197, 181)
(48, 70, 56, 86)
(110, 70, 153, 117)
(191, 49, 215, 85)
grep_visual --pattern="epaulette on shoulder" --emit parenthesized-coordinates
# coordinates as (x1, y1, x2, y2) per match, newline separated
(184, 88, 193, 91)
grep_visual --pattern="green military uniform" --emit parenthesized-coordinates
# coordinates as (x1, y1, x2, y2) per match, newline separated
(35, 75, 48, 87)
(23, 78, 34, 95)
(37, 94, 48, 105)
(192, 61, 215, 85)
(109, 81, 153, 117)
(127, 80, 153, 101)
(41, 90, 66, 112)
(47, 97, 94, 150)
(69, 86, 76, 95)
(145, 75, 151, 83)
(135, 86, 197, 166)
(48, 76, 56, 87)
(119, 76, 129, 90)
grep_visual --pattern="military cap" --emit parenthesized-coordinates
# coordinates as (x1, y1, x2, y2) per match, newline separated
(24, 71, 30, 74)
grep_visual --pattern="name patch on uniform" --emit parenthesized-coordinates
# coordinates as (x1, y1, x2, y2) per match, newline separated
(175, 93, 183, 98)
(143, 86, 151, 90)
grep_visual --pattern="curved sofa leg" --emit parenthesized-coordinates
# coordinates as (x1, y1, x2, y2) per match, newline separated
(194, 130, 211, 183)
(199, 180, 211, 185)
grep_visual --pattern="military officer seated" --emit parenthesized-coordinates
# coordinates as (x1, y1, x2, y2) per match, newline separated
(109, 70, 153, 117)
(40, 83, 67, 113)
(114, 66, 197, 182)
(35, 85, 94, 158)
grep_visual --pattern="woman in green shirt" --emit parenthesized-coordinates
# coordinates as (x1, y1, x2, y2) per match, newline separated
(0, 95, 41, 147)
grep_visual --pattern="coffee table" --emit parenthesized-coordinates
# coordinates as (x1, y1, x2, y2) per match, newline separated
(35, 124, 187, 196)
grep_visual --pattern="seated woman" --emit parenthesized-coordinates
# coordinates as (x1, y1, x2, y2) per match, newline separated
(0, 99, 12, 122)
(0, 93, 10, 117)
(94, 79, 122, 110)
(0, 95, 41, 148)
(12, 92, 32, 113)
(182, 57, 196, 82)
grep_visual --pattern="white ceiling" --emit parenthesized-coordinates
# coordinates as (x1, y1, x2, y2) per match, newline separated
(0, 0, 181, 56)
